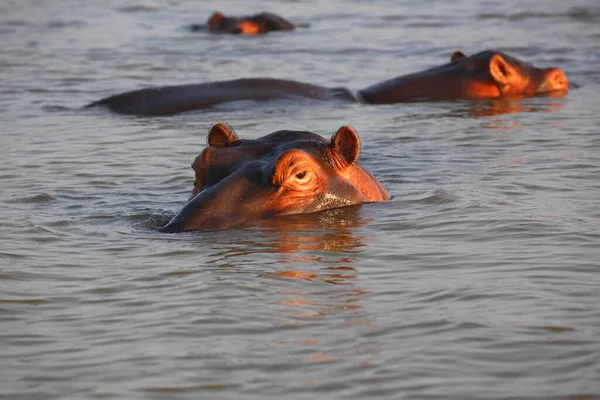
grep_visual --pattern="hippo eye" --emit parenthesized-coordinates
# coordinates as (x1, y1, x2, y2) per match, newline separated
(295, 171, 308, 180)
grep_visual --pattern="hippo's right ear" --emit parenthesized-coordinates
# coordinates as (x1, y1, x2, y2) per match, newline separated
(329, 125, 360, 169)
(451, 51, 467, 62)
(207, 122, 239, 148)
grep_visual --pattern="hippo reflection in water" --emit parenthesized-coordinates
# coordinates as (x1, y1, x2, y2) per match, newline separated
(86, 50, 569, 116)
(188, 11, 296, 35)
(160, 123, 389, 232)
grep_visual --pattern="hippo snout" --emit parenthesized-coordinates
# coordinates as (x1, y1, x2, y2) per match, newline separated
(538, 68, 569, 94)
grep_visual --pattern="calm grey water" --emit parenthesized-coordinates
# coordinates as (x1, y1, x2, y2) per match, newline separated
(1, 0, 600, 399)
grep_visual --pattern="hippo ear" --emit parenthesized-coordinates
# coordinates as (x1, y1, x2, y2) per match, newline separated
(451, 51, 467, 62)
(329, 125, 360, 169)
(489, 54, 520, 88)
(207, 122, 239, 148)
(207, 11, 225, 30)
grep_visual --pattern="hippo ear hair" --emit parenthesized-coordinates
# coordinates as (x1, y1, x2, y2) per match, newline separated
(451, 51, 467, 62)
(207, 121, 239, 148)
(329, 125, 360, 168)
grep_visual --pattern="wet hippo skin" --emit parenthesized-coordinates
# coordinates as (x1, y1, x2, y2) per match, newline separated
(160, 122, 389, 232)
(86, 50, 569, 116)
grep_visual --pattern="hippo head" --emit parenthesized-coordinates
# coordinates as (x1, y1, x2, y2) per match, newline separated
(207, 11, 295, 35)
(447, 50, 569, 98)
(359, 49, 568, 103)
(161, 123, 389, 232)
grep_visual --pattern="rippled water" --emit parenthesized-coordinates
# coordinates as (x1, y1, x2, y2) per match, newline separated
(2, 0, 600, 399)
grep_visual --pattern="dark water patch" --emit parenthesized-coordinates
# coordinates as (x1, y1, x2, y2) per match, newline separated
(0, 298, 49, 304)
(567, 7, 600, 22)
(410, 287, 463, 303)
(185, 23, 206, 32)
(58, 76, 97, 86)
(20, 375, 70, 382)
(88, 180, 120, 187)
(46, 20, 86, 29)
(405, 21, 454, 28)
(137, 249, 199, 260)
(6, 193, 56, 204)
(27, 88, 70, 94)
(41, 105, 74, 113)
(116, 5, 158, 13)
(140, 64, 173, 72)
(379, 15, 410, 21)
(127, 211, 172, 229)
(84, 214, 119, 221)
(476, 8, 599, 22)
(237, 46, 413, 57)
(528, 325, 576, 334)
(159, 174, 194, 186)
(3, 19, 31, 27)
(54, 193, 104, 202)
(79, 284, 135, 295)
(162, 268, 200, 277)
(30, 229, 69, 243)
(40, 219, 75, 230)
(369, 319, 455, 338)
(2, 336, 56, 347)
(408, 189, 458, 205)
(142, 383, 242, 393)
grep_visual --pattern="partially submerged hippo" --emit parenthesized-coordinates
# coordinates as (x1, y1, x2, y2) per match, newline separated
(188, 11, 296, 35)
(160, 123, 389, 232)
(86, 50, 569, 116)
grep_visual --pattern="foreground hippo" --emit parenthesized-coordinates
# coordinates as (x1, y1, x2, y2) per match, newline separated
(188, 11, 295, 35)
(160, 123, 389, 232)
(86, 50, 569, 116)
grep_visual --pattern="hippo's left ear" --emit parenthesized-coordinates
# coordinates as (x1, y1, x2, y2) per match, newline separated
(329, 125, 360, 169)
(489, 54, 520, 89)
(207, 11, 225, 30)
(207, 122, 239, 148)
(451, 51, 467, 62)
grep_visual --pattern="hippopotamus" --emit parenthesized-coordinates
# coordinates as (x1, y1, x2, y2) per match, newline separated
(160, 122, 389, 232)
(86, 50, 569, 116)
(188, 11, 296, 35)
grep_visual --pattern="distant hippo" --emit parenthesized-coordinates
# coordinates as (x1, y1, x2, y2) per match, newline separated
(86, 50, 569, 116)
(160, 123, 389, 232)
(188, 11, 296, 35)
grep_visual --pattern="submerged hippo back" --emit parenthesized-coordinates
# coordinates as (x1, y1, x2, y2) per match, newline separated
(86, 78, 357, 116)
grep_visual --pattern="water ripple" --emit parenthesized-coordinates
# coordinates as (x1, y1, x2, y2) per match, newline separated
(1, 0, 599, 399)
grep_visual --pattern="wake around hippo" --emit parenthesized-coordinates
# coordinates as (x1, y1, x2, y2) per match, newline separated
(160, 122, 389, 232)
(188, 11, 296, 35)
(86, 50, 569, 116)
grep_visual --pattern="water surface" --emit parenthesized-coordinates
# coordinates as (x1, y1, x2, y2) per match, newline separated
(1, 0, 599, 399)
